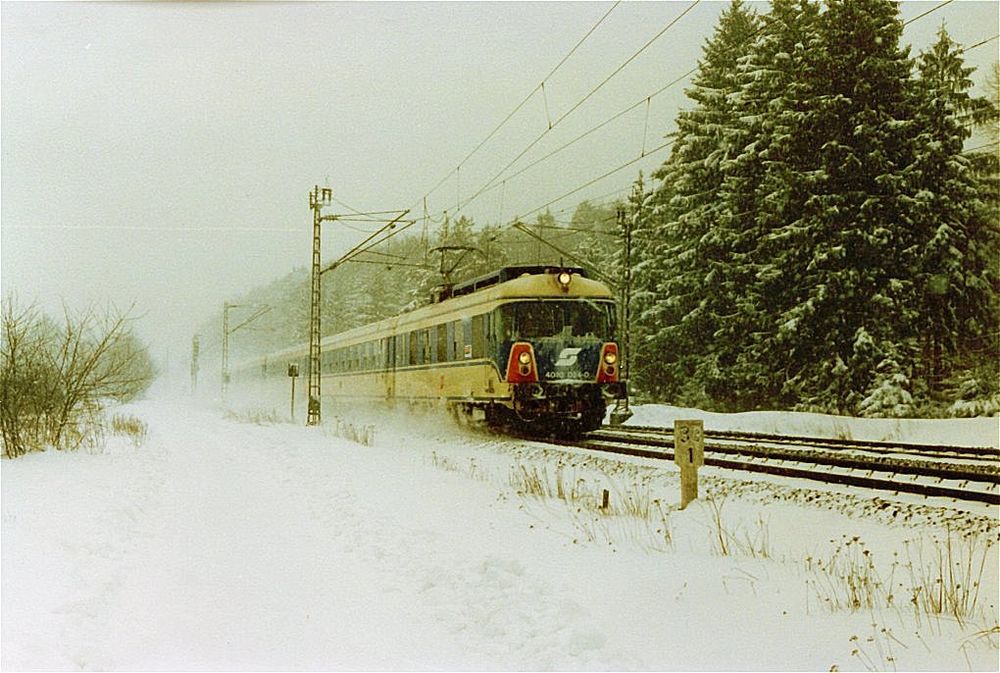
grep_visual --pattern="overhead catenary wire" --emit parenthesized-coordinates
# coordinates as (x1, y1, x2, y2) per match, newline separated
(551, 0, 700, 130)
(7, 225, 304, 233)
(408, 1, 621, 213)
(515, 139, 673, 222)
(963, 140, 1000, 155)
(961, 33, 999, 53)
(438, 1, 701, 225)
(553, 184, 634, 214)
(457, 65, 698, 211)
(902, 0, 954, 27)
(322, 214, 417, 275)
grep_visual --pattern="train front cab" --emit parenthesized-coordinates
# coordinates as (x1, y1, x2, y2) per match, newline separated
(484, 272, 627, 434)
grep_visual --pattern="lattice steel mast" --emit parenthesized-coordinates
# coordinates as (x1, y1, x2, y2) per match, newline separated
(307, 186, 332, 425)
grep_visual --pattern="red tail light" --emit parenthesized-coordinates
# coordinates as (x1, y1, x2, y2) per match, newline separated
(596, 343, 619, 383)
(505, 342, 538, 383)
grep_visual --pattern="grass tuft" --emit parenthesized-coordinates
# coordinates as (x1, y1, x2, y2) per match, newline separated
(225, 407, 281, 425)
(329, 417, 375, 447)
(806, 530, 995, 625)
(110, 413, 148, 447)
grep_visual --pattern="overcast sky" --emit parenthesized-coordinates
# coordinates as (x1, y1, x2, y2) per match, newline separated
(3, 1, 997, 373)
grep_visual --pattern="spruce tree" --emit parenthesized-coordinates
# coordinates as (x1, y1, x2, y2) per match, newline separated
(768, 0, 917, 412)
(907, 27, 999, 394)
(634, 0, 760, 405)
(712, 0, 823, 408)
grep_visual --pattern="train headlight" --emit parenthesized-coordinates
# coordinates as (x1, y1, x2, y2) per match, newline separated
(507, 342, 539, 383)
(596, 343, 619, 383)
(557, 271, 572, 289)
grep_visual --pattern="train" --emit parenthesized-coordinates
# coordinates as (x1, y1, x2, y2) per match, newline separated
(231, 266, 627, 436)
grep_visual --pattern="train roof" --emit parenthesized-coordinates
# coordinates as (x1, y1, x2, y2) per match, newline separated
(449, 265, 589, 299)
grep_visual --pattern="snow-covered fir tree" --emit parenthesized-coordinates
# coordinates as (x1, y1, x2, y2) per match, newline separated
(711, 0, 823, 409)
(758, 0, 918, 413)
(907, 27, 999, 394)
(633, 0, 760, 404)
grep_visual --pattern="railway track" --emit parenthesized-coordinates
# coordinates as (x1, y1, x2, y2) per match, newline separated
(609, 424, 1000, 461)
(550, 426, 1000, 505)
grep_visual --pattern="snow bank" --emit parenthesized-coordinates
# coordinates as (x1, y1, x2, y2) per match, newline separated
(622, 403, 999, 447)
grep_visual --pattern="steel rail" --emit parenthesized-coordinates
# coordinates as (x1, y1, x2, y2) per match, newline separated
(605, 424, 1000, 459)
(541, 432, 999, 505)
(589, 430, 1000, 481)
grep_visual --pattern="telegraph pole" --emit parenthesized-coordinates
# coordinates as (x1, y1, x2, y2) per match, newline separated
(610, 206, 634, 426)
(191, 335, 200, 394)
(621, 206, 633, 393)
(304, 185, 412, 427)
(307, 186, 333, 426)
(222, 304, 231, 398)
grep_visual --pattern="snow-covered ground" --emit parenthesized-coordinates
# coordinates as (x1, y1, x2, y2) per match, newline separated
(2, 397, 998, 671)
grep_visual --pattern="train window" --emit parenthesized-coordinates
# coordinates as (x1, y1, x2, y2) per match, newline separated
(396, 334, 405, 367)
(484, 312, 496, 352)
(450, 321, 461, 360)
(436, 324, 448, 363)
(409, 331, 418, 366)
(461, 318, 472, 359)
(471, 314, 484, 358)
(498, 300, 615, 340)
(422, 328, 433, 364)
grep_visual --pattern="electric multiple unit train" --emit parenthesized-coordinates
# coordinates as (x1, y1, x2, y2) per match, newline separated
(231, 266, 626, 435)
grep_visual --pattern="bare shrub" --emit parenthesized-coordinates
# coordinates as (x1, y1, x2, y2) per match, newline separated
(1, 295, 156, 458)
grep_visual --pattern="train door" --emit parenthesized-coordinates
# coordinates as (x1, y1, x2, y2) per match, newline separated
(382, 336, 395, 402)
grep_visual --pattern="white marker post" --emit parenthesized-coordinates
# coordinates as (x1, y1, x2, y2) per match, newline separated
(674, 419, 704, 509)
(287, 363, 300, 422)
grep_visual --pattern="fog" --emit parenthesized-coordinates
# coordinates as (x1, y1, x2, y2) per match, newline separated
(2, 1, 996, 377)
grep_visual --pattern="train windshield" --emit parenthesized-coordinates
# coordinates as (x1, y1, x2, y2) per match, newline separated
(498, 300, 615, 340)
